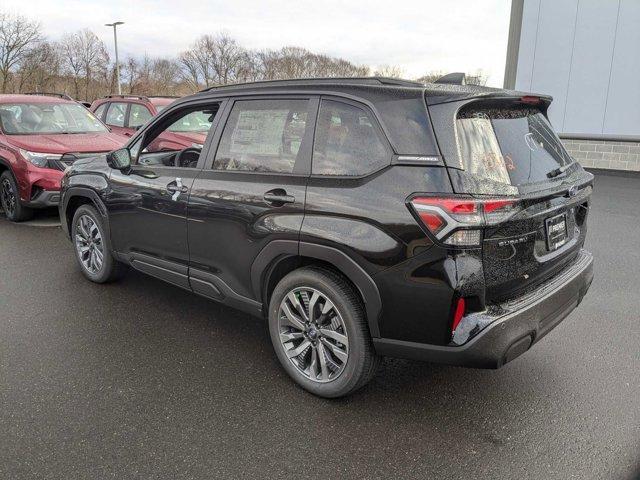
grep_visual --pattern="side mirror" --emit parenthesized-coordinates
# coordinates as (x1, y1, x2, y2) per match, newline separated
(107, 148, 131, 171)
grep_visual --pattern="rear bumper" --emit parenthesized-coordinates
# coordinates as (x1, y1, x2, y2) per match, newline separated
(373, 249, 594, 368)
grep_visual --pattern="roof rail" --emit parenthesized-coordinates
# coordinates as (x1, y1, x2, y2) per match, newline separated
(104, 94, 149, 101)
(199, 76, 424, 93)
(434, 72, 466, 86)
(24, 92, 74, 100)
(147, 95, 181, 99)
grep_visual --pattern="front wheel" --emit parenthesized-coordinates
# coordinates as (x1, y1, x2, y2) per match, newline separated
(71, 204, 125, 283)
(268, 267, 380, 398)
(0, 171, 33, 222)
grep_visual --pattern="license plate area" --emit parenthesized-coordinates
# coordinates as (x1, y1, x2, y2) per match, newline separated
(545, 212, 568, 251)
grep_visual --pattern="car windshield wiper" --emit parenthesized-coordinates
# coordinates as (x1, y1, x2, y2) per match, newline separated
(547, 161, 574, 178)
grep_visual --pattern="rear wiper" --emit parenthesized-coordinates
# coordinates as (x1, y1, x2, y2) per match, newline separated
(547, 162, 573, 178)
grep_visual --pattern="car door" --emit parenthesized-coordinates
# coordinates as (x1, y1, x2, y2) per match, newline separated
(104, 101, 132, 136)
(106, 100, 225, 288)
(187, 96, 318, 310)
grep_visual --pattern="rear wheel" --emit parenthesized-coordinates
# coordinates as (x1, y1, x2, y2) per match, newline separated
(268, 267, 380, 398)
(71, 204, 125, 283)
(0, 171, 33, 222)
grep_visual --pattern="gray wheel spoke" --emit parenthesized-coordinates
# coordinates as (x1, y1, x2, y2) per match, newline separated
(281, 302, 306, 331)
(287, 292, 309, 322)
(316, 342, 330, 381)
(319, 328, 348, 347)
(308, 346, 319, 379)
(286, 339, 311, 358)
(308, 291, 320, 323)
(280, 331, 304, 342)
(320, 338, 348, 363)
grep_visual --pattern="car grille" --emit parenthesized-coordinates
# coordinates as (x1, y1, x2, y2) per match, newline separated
(49, 152, 107, 171)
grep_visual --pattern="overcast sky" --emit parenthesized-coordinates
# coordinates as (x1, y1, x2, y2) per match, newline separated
(2, 0, 512, 86)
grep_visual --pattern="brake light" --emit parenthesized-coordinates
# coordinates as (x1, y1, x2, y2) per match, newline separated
(520, 95, 541, 105)
(451, 297, 466, 333)
(409, 196, 519, 246)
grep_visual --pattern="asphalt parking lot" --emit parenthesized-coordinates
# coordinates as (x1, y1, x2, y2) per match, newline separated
(1, 171, 638, 480)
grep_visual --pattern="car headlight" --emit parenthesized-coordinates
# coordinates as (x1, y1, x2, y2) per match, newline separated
(19, 149, 61, 168)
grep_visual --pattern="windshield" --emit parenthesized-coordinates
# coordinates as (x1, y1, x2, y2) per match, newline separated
(0, 103, 108, 135)
(456, 106, 573, 186)
(168, 110, 212, 133)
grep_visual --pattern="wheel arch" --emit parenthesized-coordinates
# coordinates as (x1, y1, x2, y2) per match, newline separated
(62, 187, 110, 239)
(252, 241, 382, 337)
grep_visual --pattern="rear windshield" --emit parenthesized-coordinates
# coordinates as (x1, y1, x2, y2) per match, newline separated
(456, 105, 573, 186)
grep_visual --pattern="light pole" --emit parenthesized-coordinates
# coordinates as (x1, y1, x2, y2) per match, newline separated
(105, 21, 124, 95)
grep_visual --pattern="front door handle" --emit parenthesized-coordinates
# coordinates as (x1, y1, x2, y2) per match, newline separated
(167, 178, 188, 201)
(264, 189, 295, 205)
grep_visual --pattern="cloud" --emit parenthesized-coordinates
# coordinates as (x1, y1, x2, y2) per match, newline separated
(2, 0, 511, 86)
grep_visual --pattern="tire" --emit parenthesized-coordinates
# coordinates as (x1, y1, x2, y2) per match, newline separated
(268, 266, 380, 398)
(0, 171, 34, 222)
(71, 204, 126, 283)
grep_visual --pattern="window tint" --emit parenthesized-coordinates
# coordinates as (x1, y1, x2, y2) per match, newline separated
(312, 100, 389, 176)
(93, 103, 107, 120)
(456, 106, 573, 186)
(105, 102, 127, 127)
(214, 99, 310, 173)
(129, 104, 152, 128)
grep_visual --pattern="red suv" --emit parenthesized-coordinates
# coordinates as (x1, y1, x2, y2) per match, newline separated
(90, 95, 208, 150)
(0, 94, 126, 222)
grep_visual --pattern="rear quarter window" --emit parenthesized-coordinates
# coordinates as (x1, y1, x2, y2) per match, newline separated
(312, 100, 390, 176)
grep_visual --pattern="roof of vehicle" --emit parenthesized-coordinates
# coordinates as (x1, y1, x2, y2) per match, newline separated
(148, 97, 177, 107)
(192, 76, 551, 106)
(0, 94, 76, 105)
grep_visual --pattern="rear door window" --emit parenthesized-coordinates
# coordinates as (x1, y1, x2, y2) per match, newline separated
(312, 100, 389, 176)
(456, 106, 573, 186)
(129, 104, 153, 129)
(213, 99, 311, 174)
(105, 102, 128, 127)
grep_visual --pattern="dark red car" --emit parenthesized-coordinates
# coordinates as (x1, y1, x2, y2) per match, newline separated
(0, 94, 126, 222)
(90, 95, 208, 149)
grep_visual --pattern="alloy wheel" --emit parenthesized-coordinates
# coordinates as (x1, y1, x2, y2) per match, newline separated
(1, 178, 17, 217)
(75, 214, 104, 274)
(277, 287, 349, 383)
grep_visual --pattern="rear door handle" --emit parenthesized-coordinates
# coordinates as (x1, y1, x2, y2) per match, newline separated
(264, 189, 295, 205)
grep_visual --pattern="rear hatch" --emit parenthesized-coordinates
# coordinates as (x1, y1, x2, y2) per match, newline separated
(428, 95, 593, 301)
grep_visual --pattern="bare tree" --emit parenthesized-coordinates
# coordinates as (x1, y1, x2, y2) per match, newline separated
(0, 13, 42, 92)
(17, 40, 61, 92)
(60, 29, 109, 100)
(373, 64, 404, 78)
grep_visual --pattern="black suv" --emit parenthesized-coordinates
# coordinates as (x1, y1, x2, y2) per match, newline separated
(59, 77, 594, 398)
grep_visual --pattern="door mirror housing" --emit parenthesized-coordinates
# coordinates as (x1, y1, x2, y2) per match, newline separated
(107, 148, 132, 171)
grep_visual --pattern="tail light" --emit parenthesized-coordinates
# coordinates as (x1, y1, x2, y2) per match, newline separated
(409, 196, 520, 246)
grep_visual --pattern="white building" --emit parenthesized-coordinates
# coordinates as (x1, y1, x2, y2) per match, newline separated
(504, 0, 640, 171)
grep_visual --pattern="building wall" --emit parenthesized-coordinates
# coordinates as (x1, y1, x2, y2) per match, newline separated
(506, 0, 640, 171)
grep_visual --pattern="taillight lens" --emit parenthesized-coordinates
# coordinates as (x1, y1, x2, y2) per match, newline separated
(409, 196, 519, 246)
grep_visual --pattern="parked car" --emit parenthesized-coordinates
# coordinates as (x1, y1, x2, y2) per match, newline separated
(91, 95, 187, 138)
(0, 94, 127, 222)
(59, 77, 594, 397)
